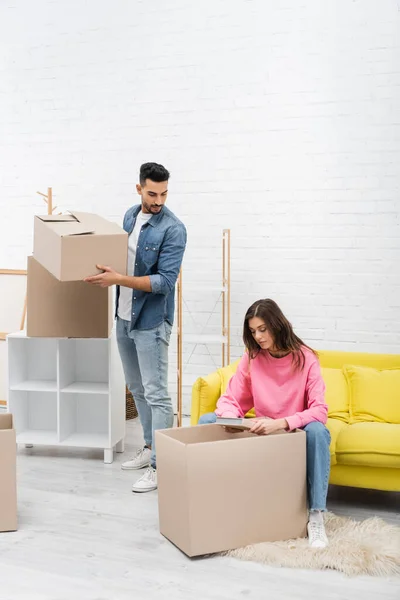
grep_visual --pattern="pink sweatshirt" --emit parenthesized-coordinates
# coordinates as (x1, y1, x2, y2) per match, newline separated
(215, 347, 328, 430)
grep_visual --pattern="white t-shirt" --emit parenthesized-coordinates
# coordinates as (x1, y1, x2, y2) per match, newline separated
(118, 211, 152, 321)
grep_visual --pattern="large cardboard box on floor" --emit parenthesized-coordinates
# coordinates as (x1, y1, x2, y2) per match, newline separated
(27, 256, 113, 338)
(0, 414, 17, 532)
(33, 211, 128, 281)
(156, 425, 307, 557)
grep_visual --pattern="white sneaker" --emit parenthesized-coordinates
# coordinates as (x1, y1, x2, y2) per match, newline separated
(132, 466, 157, 493)
(307, 519, 329, 548)
(121, 447, 151, 470)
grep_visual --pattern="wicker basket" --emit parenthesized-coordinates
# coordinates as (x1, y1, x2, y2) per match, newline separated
(126, 386, 138, 420)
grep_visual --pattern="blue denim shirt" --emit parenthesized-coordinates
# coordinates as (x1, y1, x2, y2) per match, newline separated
(115, 204, 187, 331)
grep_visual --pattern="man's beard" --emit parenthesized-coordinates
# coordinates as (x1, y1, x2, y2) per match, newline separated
(142, 199, 163, 214)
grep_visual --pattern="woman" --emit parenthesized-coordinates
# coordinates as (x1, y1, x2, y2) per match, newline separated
(199, 299, 331, 549)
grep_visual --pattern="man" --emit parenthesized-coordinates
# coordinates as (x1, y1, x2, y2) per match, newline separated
(85, 162, 186, 492)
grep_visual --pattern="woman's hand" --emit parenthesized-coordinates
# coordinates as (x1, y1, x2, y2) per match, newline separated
(249, 418, 288, 436)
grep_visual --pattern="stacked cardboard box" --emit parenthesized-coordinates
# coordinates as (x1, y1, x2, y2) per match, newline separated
(0, 414, 17, 532)
(27, 211, 128, 338)
(2, 213, 127, 532)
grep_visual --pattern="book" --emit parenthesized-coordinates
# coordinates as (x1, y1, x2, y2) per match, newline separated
(215, 416, 288, 434)
(215, 417, 252, 431)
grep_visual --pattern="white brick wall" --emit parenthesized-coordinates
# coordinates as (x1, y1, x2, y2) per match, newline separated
(1, 0, 400, 413)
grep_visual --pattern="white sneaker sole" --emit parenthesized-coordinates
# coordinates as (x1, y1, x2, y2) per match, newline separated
(121, 462, 150, 471)
(309, 540, 328, 549)
(132, 485, 157, 493)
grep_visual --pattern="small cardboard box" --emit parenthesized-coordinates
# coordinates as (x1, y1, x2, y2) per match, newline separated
(33, 211, 128, 281)
(0, 414, 17, 532)
(156, 425, 307, 557)
(27, 256, 113, 338)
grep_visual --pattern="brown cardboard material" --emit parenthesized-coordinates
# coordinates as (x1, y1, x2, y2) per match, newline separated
(0, 413, 17, 532)
(27, 256, 113, 338)
(33, 211, 128, 281)
(156, 425, 307, 557)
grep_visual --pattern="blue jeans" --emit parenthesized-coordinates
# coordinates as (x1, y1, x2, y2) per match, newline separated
(198, 413, 331, 511)
(117, 317, 173, 468)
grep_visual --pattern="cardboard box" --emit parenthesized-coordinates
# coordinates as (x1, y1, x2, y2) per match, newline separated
(156, 425, 307, 557)
(27, 256, 113, 338)
(0, 414, 17, 532)
(33, 211, 128, 281)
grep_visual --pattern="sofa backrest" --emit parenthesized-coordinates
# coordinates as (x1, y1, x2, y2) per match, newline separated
(216, 351, 400, 424)
(317, 350, 400, 370)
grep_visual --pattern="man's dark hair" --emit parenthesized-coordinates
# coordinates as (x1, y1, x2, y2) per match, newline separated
(139, 162, 170, 186)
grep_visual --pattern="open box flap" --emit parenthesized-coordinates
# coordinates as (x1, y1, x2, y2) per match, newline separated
(36, 213, 94, 236)
(36, 214, 77, 222)
(69, 211, 124, 235)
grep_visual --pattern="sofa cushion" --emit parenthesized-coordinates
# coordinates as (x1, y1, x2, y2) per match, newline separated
(336, 422, 400, 468)
(191, 371, 222, 425)
(343, 364, 400, 424)
(326, 418, 348, 466)
(321, 368, 349, 422)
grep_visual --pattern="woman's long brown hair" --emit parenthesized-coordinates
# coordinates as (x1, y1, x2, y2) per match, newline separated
(243, 299, 316, 371)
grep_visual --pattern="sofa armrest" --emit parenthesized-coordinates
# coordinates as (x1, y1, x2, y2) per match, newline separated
(191, 370, 222, 425)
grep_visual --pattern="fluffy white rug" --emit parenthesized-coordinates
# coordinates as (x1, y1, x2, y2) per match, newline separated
(226, 512, 400, 576)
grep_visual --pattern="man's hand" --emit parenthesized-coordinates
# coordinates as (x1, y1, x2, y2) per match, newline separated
(249, 418, 288, 436)
(84, 264, 122, 288)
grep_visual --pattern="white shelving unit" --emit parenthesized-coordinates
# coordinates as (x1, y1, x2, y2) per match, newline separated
(7, 331, 125, 463)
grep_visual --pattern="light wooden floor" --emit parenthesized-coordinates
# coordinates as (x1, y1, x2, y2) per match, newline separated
(0, 417, 399, 600)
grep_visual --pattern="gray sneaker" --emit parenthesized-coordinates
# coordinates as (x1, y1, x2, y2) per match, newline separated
(121, 447, 151, 470)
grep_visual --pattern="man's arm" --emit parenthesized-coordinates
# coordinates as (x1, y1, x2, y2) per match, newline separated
(148, 223, 187, 295)
(119, 274, 151, 292)
(84, 266, 152, 291)
(84, 222, 187, 292)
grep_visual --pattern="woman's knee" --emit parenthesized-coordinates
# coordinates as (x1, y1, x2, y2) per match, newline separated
(304, 421, 331, 445)
(198, 412, 217, 425)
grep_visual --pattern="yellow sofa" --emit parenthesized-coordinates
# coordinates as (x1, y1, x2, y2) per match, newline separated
(191, 350, 400, 492)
